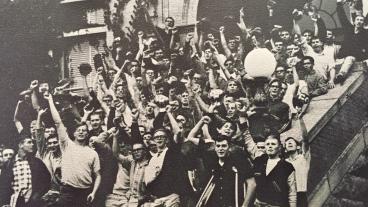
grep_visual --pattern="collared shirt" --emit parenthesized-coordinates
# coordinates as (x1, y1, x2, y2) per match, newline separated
(12, 155, 32, 202)
(129, 159, 149, 200)
(112, 164, 130, 196)
(286, 152, 310, 192)
(144, 148, 168, 185)
(43, 152, 62, 190)
(303, 70, 328, 98)
(303, 44, 336, 80)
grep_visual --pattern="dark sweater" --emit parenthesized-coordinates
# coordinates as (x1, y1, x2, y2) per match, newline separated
(0, 155, 51, 206)
(337, 2, 368, 61)
(146, 145, 192, 198)
(253, 154, 295, 207)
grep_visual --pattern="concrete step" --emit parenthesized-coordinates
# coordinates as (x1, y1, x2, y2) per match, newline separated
(350, 149, 368, 179)
(324, 196, 366, 207)
(332, 175, 368, 202)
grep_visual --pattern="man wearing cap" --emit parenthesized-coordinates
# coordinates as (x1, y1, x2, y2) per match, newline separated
(0, 137, 50, 207)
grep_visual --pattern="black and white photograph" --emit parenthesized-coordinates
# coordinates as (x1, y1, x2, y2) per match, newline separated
(0, 0, 368, 206)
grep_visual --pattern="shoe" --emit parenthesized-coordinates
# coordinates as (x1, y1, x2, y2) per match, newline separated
(335, 73, 345, 84)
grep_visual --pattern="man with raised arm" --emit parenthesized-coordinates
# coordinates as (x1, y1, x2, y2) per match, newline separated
(45, 93, 101, 207)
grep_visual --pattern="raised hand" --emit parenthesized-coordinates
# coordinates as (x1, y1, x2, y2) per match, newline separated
(219, 26, 225, 33)
(83, 105, 94, 115)
(38, 108, 48, 115)
(43, 92, 52, 101)
(171, 27, 178, 35)
(154, 95, 169, 109)
(201, 116, 212, 124)
(137, 31, 144, 38)
(131, 108, 139, 121)
(30, 80, 39, 90)
(240, 7, 245, 18)
(185, 33, 194, 42)
(165, 104, 172, 113)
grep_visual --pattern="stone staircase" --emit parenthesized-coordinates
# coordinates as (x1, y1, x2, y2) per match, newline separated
(324, 149, 368, 207)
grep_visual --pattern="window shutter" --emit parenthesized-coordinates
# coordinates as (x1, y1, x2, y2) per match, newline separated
(86, 8, 105, 25)
(67, 38, 106, 94)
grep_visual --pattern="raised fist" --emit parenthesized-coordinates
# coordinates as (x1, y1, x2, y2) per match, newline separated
(201, 116, 212, 124)
(154, 95, 169, 108)
(219, 26, 225, 33)
(30, 80, 39, 90)
(185, 33, 194, 42)
(171, 27, 178, 35)
(131, 108, 139, 120)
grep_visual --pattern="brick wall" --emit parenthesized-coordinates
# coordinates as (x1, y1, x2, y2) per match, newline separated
(308, 78, 368, 192)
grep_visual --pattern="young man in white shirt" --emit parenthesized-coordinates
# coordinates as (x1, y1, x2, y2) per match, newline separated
(285, 117, 310, 207)
(46, 94, 101, 207)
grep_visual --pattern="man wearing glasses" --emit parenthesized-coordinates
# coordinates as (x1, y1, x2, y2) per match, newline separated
(111, 128, 150, 207)
(143, 128, 192, 207)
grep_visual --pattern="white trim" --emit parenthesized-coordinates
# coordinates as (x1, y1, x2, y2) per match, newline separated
(60, 0, 87, 4)
(63, 26, 107, 37)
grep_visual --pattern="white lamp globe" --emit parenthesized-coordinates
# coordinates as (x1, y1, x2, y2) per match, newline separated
(244, 48, 277, 78)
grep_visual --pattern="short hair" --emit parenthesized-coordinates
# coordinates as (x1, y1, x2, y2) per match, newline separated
(265, 134, 281, 145)
(269, 78, 281, 87)
(311, 36, 323, 43)
(215, 135, 231, 143)
(302, 29, 313, 35)
(354, 14, 365, 21)
(203, 42, 215, 52)
(165, 17, 175, 23)
(73, 123, 89, 134)
(143, 131, 152, 137)
(275, 63, 287, 70)
(103, 94, 113, 100)
(301, 56, 315, 65)
(224, 58, 234, 65)
(46, 134, 58, 141)
(90, 112, 102, 120)
(17, 136, 32, 145)
(153, 128, 169, 137)
(285, 137, 300, 145)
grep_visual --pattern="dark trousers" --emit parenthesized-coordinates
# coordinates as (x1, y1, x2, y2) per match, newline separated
(57, 184, 92, 207)
(297, 192, 308, 207)
(15, 196, 45, 207)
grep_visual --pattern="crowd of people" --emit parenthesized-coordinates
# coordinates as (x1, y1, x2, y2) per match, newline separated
(0, 0, 368, 206)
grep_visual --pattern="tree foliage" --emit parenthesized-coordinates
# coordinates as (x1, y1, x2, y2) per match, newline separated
(0, 0, 61, 145)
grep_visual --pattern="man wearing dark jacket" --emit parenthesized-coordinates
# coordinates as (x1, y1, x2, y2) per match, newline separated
(197, 136, 256, 207)
(144, 128, 192, 206)
(335, 0, 368, 83)
(0, 137, 51, 207)
(253, 135, 297, 207)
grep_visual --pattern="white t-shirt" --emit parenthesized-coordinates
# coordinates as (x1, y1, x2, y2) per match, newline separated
(266, 158, 281, 176)
(303, 45, 336, 80)
(286, 152, 310, 192)
(283, 81, 308, 114)
(61, 140, 100, 189)
(144, 147, 168, 185)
